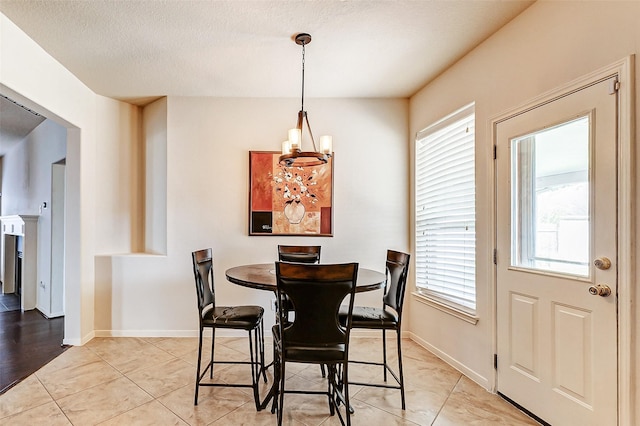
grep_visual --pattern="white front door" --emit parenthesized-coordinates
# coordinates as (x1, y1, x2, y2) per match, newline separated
(495, 77, 618, 425)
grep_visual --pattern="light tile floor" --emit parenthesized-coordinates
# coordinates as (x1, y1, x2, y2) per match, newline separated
(0, 336, 540, 425)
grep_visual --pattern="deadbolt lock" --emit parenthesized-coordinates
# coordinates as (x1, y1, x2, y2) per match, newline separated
(593, 257, 611, 270)
(588, 284, 611, 297)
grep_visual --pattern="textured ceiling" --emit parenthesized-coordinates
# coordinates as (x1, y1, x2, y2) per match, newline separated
(0, 0, 534, 103)
(0, 0, 534, 154)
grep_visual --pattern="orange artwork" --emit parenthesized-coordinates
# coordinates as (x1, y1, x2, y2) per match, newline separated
(249, 151, 333, 236)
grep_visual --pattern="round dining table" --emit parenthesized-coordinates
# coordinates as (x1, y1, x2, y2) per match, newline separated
(225, 263, 387, 293)
(225, 262, 386, 411)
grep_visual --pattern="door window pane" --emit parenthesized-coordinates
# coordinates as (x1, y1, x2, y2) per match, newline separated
(511, 116, 590, 276)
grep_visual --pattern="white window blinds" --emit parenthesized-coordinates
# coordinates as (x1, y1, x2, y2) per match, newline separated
(415, 104, 476, 310)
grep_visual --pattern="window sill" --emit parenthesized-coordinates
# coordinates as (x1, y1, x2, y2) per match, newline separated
(412, 292, 479, 325)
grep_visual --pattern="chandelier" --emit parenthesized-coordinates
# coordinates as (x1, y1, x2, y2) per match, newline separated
(279, 33, 332, 167)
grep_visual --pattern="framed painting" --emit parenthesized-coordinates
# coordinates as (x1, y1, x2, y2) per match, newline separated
(249, 151, 333, 236)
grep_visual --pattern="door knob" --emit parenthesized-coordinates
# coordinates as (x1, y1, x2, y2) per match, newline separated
(588, 284, 611, 297)
(593, 257, 611, 270)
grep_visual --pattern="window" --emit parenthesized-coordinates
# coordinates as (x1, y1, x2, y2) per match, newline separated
(511, 115, 589, 276)
(415, 103, 476, 311)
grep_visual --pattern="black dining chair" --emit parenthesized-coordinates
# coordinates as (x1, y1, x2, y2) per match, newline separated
(272, 261, 358, 426)
(277, 245, 326, 377)
(339, 249, 410, 409)
(277, 245, 321, 264)
(191, 248, 266, 409)
(276, 245, 321, 322)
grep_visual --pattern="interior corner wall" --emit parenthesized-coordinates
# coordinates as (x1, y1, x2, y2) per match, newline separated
(408, 1, 639, 416)
(94, 96, 143, 255)
(143, 97, 167, 255)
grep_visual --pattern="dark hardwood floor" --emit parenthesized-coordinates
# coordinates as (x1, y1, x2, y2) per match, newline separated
(0, 309, 67, 394)
(0, 291, 21, 312)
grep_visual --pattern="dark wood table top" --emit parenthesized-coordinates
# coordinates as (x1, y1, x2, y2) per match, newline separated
(225, 263, 386, 293)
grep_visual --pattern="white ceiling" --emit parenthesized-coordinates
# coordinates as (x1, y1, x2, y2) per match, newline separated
(0, 95, 46, 155)
(0, 0, 534, 153)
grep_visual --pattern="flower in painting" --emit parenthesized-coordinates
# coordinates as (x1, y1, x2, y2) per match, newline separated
(272, 165, 319, 206)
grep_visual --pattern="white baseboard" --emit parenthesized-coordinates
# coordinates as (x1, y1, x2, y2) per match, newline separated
(35, 307, 64, 319)
(63, 329, 95, 346)
(407, 331, 490, 390)
(92, 329, 247, 338)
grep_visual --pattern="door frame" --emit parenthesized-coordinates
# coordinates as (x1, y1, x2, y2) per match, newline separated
(489, 56, 635, 425)
(50, 160, 66, 317)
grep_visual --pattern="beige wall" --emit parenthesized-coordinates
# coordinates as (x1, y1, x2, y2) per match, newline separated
(94, 96, 409, 334)
(409, 0, 638, 421)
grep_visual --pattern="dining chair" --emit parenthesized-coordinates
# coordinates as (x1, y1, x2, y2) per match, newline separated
(276, 245, 321, 318)
(339, 249, 410, 409)
(272, 261, 358, 426)
(191, 248, 266, 409)
(277, 245, 321, 264)
(277, 245, 325, 376)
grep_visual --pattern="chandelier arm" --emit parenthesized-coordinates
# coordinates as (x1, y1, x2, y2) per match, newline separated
(303, 112, 318, 151)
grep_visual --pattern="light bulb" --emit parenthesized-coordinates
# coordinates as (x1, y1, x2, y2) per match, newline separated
(320, 135, 333, 154)
(288, 128, 301, 150)
(282, 140, 291, 155)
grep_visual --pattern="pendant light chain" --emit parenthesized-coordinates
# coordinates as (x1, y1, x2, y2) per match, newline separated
(300, 39, 317, 152)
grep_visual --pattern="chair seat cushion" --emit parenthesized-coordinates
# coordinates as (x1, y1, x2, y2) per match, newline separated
(202, 305, 264, 329)
(339, 306, 398, 329)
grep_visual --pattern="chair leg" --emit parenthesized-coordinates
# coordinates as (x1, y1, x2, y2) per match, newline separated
(260, 321, 267, 382)
(270, 344, 280, 414)
(341, 362, 354, 415)
(326, 364, 335, 416)
(277, 357, 286, 426)
(210, 328, 216, 379)
(396, 328, 406, 410)
(329, 363, 351, 425)
(194, 326, 204, 405)
(249, 326, 261, 411)
(343, 361, 351, 426)
(320, 363, 326, 377)
(382, 328, 388, 382)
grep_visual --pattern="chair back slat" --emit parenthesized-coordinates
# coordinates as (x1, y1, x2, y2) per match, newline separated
(382, 250, 410, 314)
(191, 248, 215, 314)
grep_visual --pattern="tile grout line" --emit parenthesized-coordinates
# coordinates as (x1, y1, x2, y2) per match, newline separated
(44, 339, 150, 424)
(119, 340, 191, 425)
(37, 372, 74, 425)
(430, 373, 463, 425)
(80, 338, 182, 425)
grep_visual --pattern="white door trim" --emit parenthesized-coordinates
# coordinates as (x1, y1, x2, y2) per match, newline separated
(489, 55, 635, 425)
